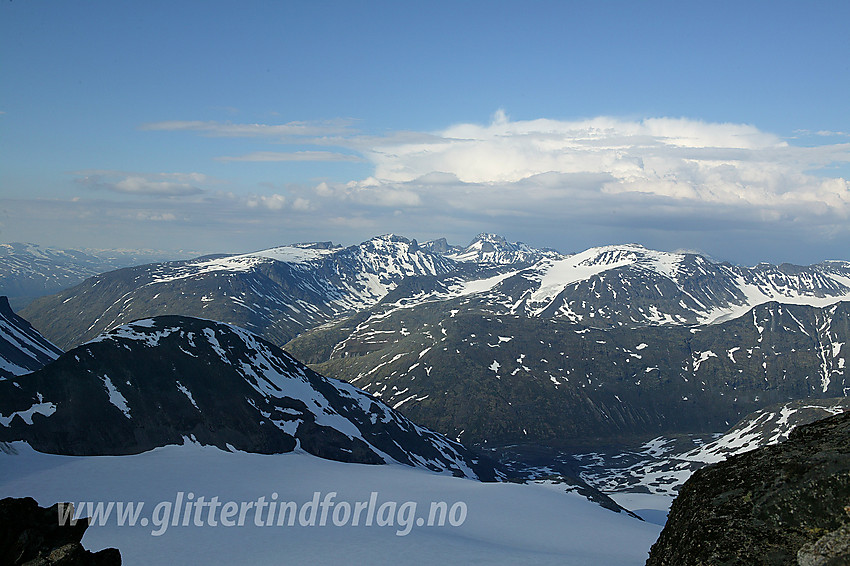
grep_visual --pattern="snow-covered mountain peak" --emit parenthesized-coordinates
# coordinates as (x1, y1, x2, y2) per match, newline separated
(570, 244, 688, 279)
(242, 241, 340, 264)
(447, 233, 561, 265)
(526, 244, 687, 309)
(516, 243, 850, 325)
(345, 234, 455, 282)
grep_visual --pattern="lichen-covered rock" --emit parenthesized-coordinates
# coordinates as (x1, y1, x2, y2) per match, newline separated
(646, 411, 850, 566)
(797, 523, 850, 566)
(0, 497, 121, 565)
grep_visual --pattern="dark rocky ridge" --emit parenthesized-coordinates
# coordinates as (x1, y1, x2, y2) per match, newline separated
(646, 410, 850, 565)
(0, 316, 499, 481)
(0, 496, 120, 565)
(0, 296, 62, 379)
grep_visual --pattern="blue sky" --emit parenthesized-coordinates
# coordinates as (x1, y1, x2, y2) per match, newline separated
(2, 0, 849, 264)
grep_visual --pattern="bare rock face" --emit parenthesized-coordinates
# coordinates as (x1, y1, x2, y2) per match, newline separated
(0, 497, 121, 565)
(646, 411, 850, 566)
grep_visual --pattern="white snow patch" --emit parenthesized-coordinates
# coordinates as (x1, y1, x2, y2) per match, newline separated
(0, 403, 57, 426)
(101, 375, 131, 418)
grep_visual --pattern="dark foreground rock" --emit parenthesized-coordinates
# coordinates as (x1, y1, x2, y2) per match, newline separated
(0, 497, 121, 565)
(646, 410, 850, 566)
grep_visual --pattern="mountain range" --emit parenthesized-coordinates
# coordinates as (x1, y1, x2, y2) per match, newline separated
(20, 232, 850, 346)
(15, 233, 850, 448)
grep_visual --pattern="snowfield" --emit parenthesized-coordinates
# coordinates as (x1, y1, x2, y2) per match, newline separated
(1, 441, 661, 565)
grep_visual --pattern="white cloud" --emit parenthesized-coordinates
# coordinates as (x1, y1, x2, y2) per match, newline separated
(59, 113, 847, 264)
(291, 197, 312, 211)
(343, 114, 850, 224)
(366, 114, 788, 184)
(246, 194, 287, 211)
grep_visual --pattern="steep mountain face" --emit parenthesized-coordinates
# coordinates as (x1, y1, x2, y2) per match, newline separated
(0, 297, 62, 379)
(288, 300, 850, 446)
(575, 398, 850, 499)
(0, 316, 497, 480)
(21, 235, 457, 350)
(0, 242, 182, 310)
(646, 410, 850, 566)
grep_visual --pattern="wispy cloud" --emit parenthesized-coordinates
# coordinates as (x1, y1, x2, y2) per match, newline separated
(794, 129, 850, 138)
(140, 119, 356, 139)
(216, 150, 363, 163)
(74, 171, 210, 196)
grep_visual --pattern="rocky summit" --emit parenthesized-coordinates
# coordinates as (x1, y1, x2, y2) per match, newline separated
(646, 410, 850, 566)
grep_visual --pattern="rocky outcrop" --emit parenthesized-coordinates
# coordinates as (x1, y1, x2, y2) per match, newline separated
(0, 497, 120, 565)
(646, 410, 850, 565)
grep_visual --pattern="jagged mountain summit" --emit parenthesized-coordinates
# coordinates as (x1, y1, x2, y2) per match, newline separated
(443, 233, 562, 265)
(0, 296, 62, 379)
(0, 315, 498, 480)
(20, 235, 850, 352)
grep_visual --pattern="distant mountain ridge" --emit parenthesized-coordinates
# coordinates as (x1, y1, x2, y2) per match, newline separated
(22, 235, 459, 350)
(20, 234, 850, 352)
(15, 234, 850, 447)
(441, 233, 562, 265)
(0, 242, 190, 309)
(0, 315, 499, 480)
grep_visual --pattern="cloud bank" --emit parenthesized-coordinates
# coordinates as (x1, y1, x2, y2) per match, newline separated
(346, 111, 850, 223)
(34, 113, 849, 264)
